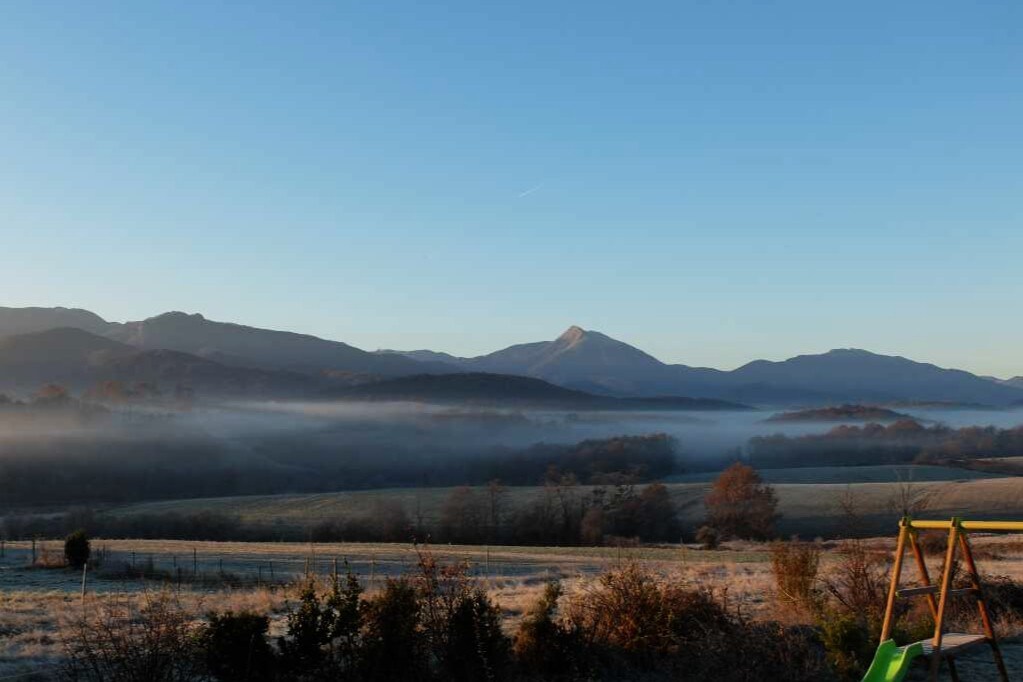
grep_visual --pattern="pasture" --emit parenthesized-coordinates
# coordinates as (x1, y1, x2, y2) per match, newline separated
(106, 466, 1023, 538)
(3, 535, 1023, 679)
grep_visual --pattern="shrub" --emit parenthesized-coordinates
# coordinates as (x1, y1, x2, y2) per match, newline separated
(562, 562, 832, 681)
(771, 540, 822, 615)
(199, 611, 276, 682)
(822, 540, 890, 624)
(62, 591, 201, 681)
(695, 524, 720, 549)
(64, 529, 91, 569)
(361, 577, 429, 680)
(817, 609, 876, 681)
(704, 462, 778, 540)
(323, 568, 363, 672)
(278, 579, 330, 676)
(413, 550, 509, 681)
(440, 588, 509, 681)
(513, 581, 585, 679)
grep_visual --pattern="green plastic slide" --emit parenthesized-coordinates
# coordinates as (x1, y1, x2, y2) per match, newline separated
(861, 640, 924, 682)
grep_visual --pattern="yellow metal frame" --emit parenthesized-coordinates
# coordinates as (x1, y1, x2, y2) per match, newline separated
(879, 517, 1012, 682)
(906, 519, 1023, 532)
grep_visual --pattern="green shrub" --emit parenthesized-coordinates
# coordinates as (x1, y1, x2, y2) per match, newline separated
(200, 611, 276, 682)
(817, 608, 876, 681)
(278, 579, 330, 676)
(64, 529, 91, 569)
(361, 577, 429, 680)
(513, 581, 585, 679)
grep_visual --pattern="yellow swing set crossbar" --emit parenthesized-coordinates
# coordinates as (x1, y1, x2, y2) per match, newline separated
(903, 519, 1023, 532)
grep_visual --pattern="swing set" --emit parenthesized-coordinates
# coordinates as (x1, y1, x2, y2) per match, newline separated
(862, 517, 1021, 682)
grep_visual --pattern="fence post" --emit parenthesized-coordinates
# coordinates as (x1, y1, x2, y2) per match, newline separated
(193, 548, 197, 576)
(81, 562, 88, 606)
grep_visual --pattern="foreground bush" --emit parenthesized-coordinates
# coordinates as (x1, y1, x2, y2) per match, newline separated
(62, 592, 201, 681)
(200, 611, 276, 682)
(64, 529, 91, 569)
(73, 552, 1023, 681)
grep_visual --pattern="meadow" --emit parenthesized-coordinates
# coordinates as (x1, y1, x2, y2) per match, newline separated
(3, 535, 1023, 680)
(106, 465, 1022, 538)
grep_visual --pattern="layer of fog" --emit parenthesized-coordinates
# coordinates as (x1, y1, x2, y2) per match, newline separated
(3, 400, 1022, 471)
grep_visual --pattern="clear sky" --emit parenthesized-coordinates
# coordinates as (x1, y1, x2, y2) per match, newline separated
(2, 2, 1021, 376)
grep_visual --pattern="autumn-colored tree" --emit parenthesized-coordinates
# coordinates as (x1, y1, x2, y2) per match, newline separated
(34, 383, 70, 405)
(704, 463, 778, 540)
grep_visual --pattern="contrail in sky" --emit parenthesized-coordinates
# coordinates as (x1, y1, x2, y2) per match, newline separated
(517, 183, 543, 198)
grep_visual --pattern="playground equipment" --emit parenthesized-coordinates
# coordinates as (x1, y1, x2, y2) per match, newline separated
(863, 517, 1020, 682)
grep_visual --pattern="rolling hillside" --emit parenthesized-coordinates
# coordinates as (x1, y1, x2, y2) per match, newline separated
(326, 372, 749, 410)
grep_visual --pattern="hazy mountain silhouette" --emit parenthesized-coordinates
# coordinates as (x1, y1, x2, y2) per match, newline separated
(106, 312, 447, 377)
(0, 327, 131, 388)
(388, 327, 1023, 406)
(0, 306, 112, 338)
(0, 328, 317, 398)
(4, 307, 1021, 406)
(327, 372, 749, 411)
(725, 349, 1023, 405)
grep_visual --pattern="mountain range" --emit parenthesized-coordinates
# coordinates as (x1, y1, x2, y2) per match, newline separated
(1, 306, 1022, 407)
(381, 326, 1023, 406)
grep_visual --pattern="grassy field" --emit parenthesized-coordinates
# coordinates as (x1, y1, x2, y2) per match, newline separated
(3, 536, 1023, 679)
(108, 472, 1023, 538)
(665, 463, 1004, 484)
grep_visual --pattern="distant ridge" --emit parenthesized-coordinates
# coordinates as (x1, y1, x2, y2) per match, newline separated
(326, 372, 751, 411)
(104, 311, 449, 377)
(0, 328, 317, 398)
(0, 306, 112, 337)
(387, 328, 1023, 406)
(2, 307, 1021, 407)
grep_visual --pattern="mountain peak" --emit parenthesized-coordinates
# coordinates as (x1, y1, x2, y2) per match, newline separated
(150, 311, 206, 322)
(557, 325, 588, 345)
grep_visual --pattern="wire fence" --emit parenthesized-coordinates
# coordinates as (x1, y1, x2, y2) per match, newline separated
(0, 539, 595, 595)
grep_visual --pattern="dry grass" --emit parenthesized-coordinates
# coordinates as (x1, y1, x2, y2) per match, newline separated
(2, 534, 1023, 677)
(105, 476, 1023, 538)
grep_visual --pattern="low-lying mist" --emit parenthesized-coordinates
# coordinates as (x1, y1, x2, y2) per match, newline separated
(1, 398, 1021, 510)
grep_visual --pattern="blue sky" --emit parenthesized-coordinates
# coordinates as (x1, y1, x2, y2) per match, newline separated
(2, 2, 1021, 375)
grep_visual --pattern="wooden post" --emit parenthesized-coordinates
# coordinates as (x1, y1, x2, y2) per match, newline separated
(219, 558, 223, 575)
(31, 538, 36, 565)
(907, 529, 938, 619)
(957, 531, 1009, 682)
(269, 560, 275, 582)
(880, 521, 909, 642)
(193, 548, 197, 576)
(332, 558, 338, 582)
(929, 519, 959, 682)
(81, 562, 88, 605)
(258, 565, 263, 588)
